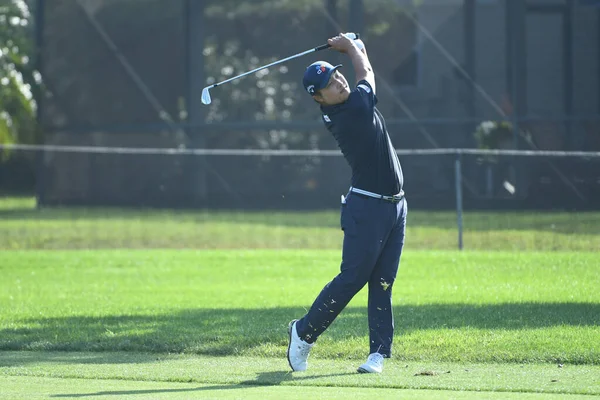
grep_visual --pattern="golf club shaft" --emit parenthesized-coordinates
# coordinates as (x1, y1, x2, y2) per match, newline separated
(208, 33, 358, 90)
(209, 46, 327, 90)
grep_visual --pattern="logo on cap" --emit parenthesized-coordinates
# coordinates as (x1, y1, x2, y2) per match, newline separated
(307, 85, 315, 94)
(316, 65, 327, 75)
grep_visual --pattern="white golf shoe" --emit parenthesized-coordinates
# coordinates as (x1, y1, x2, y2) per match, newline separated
(287, 319, 314, 371)
(357, 352, 385, 373)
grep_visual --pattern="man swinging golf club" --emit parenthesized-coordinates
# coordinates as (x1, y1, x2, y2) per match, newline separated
(287, 33, 407, 374)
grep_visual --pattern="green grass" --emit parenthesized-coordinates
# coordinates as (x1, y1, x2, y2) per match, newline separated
(2, 354, 600, 398)
(1, 250, 598, 364)
(1, 197, 599, 250)
(1, 197, 599, 397)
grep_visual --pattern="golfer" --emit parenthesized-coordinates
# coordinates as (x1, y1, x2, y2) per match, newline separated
(287, 33, 407, 374)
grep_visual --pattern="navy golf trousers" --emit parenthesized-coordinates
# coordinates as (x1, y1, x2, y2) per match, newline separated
(295, 191, 407, 357)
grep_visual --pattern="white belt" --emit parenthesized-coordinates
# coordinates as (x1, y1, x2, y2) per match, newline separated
(350, 186, 404, 203)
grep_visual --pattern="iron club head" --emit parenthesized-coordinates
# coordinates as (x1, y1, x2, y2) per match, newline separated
(201, 87, 212, 105)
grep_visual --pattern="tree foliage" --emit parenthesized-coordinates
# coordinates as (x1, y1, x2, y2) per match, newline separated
(0, 0, 39, 149)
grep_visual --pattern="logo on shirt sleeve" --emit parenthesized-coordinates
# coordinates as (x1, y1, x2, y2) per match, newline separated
(358, 84, 371, 93)
(323, 114, 331, 123)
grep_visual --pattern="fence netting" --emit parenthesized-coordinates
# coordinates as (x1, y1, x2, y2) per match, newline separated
(1, 146, 599, 251)
(2, 0, 600, 251)
(4, 145, 596, 210)
(25, 0, 599, 208)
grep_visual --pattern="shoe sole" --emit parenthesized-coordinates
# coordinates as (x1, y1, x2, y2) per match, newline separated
(286, 319, 298, 372)
(357, 366, 381, 374)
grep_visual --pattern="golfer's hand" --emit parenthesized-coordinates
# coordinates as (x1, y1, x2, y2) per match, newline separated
(353, 38, 365, 50)
(327, 33, 358, 53)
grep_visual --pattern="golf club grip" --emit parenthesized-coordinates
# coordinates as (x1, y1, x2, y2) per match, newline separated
(314, 43, 331, 52)
(314, 32, 360, 52)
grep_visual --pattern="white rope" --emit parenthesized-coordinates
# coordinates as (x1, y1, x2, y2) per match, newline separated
(2, 144, 600, 158)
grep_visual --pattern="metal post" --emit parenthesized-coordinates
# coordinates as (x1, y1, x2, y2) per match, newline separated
(455, 153, 464, 250)
(508, 0, 526, 194)
(598, 7, 600, 115)
(348, 0, 364, 85)
(505, 0, 512, 104)
(563, 0, 574, 149)
(464, 0, 476, 119)
(349, 0, 364, 37)
(34, 0, 45, 208)
(185, 0, 207, 205)
(325, 0, 340, 66)
(512, 0, 526, 149)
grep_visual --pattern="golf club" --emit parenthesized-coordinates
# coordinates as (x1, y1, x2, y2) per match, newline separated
(201, 33, 360, 105)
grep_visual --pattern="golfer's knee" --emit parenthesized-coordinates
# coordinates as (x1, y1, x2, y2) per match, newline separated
(337, 271, 369, 292)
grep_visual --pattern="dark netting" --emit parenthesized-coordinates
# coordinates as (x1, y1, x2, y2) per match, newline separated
(30, 0, 600, 210)
(40, 0, 186, 128)
(39, 128, 351, 209)
(34, 144, 600, 210)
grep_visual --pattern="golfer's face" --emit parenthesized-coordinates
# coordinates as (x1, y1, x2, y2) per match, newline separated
(318, 71, 350, 105)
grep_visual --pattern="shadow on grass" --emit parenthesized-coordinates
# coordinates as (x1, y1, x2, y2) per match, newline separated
(51, 386, 245, 398)
(1, 302, 598, 367)
(49, 370, 357, 398)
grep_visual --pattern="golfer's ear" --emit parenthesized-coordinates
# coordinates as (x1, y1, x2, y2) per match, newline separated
(312, 93, 323, 104)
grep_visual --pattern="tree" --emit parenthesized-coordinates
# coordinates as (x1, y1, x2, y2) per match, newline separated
(0, 0, 39, 152)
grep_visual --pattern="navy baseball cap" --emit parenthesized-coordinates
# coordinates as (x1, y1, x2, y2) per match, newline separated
(303, 61, 342, 95)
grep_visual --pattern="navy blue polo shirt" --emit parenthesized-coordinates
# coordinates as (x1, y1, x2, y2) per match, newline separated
(320, 80, 403, 196)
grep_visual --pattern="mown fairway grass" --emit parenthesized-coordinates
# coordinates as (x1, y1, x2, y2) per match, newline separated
(1, 250, 599, 364)
(1, 197, 599, 250)
(1, 197, 599, 398)
(2, 356, 600, 399)
(1, 250, 599, 398)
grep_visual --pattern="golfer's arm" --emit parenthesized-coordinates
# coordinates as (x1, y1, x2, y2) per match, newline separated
(347, 43, 376, 94)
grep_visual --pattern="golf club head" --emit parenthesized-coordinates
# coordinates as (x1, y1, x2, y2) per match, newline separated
(201, 87, 212, 105)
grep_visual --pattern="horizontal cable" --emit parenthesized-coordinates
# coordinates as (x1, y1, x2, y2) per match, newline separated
(2, 144, 600, 158)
